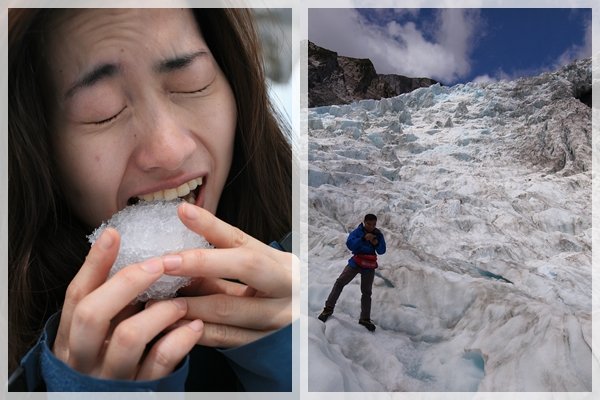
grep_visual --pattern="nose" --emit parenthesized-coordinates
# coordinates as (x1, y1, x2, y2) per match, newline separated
(133, 100, 196, 172)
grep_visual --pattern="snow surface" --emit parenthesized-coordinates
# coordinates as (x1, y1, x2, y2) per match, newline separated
(307, 58, 594, 392)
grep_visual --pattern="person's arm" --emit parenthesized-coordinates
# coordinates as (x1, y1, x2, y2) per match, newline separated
(374, 230, 386, 254)
(17, 312, 190, 392)
(346, 226, 364, 252)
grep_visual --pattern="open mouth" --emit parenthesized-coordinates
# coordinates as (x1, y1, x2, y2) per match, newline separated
(127, 177, 202, 206)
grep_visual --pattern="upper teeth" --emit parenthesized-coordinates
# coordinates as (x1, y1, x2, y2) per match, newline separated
(139, 177, 202, 202)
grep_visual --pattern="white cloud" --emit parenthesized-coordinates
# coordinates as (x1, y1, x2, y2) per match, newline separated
(434, 9, 481, 78)
(472, 74, 497, 84)
(308, 8, 482, 84)
(476, 65, 547, 84)
(555, 17, 592, 67)
(375, 8, 420, 21)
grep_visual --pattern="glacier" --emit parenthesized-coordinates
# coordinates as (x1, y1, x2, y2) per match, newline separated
(307, 58, 594, 392)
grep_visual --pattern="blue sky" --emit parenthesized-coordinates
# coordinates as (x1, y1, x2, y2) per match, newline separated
(308, 8, 592, 85)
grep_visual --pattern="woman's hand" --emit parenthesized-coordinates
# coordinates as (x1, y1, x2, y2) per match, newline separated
(161, 203, 295, 348)
(53, 227, 204, 381)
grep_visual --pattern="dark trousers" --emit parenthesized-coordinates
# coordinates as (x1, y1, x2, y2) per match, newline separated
(324, 265, 375, 320)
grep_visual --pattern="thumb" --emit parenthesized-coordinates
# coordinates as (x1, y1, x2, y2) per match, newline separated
(55, 228, 121, 359)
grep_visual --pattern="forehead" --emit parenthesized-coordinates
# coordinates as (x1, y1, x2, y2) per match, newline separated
(49, 8, 200, 49)
(46, 9, 204, 88)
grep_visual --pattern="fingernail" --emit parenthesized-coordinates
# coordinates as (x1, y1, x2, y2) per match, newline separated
(141, 258, 163, 273)
(188, 319, 203, 332)
(172, 297, 187, 310)
(163, 255, 182, 272)
(97, 229, 114, 250)
(182, 203, 199, 219)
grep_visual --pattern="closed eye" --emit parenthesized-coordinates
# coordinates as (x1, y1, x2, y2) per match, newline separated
(173, 84, 211, 95)
(89, 106, 126, 125)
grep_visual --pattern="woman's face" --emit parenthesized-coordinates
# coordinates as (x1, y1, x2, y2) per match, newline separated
(47, 9, 237, 227)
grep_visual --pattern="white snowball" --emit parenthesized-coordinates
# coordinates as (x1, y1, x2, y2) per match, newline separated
(88, 200, 211, 302)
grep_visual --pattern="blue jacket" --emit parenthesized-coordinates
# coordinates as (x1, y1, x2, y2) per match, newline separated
(17, 314, 292, 391)
(346, 223, 386, 268)
(11, 238, 293, 392)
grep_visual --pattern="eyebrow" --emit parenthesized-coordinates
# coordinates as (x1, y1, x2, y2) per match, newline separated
(64, 51, 209, 99)
(156, 51, 208, 73)
(65, 63, 119, 99)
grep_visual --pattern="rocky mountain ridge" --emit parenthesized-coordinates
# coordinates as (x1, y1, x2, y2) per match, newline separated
(308, 40, 437, 107)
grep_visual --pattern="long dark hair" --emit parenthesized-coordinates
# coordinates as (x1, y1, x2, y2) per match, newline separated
(8, 8, 292, 373)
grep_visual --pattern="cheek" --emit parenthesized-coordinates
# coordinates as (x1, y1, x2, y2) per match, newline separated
(53, 131, 127, 225)
(57, 140, 102, 189)
(217, 92, 237, 169)
(194, 94, 236, 213)
(190, 91, 237, 176)
(217, 107, 236, 169)
(214, 111, 236, 194)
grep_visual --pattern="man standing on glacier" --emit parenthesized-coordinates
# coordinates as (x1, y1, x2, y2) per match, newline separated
(318, 214, 386, 331)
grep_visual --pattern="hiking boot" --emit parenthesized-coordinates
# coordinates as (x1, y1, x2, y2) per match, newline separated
(359, 319, 376, 331)
(318, 308, 333, 322)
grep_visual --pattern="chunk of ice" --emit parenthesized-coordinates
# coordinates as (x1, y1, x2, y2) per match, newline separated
(88, 200, 211, 302)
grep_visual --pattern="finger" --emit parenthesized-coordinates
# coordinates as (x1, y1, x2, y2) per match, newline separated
(100, 298, 188, 380)
(159, 318, 191, 334)
(110, 303, 144, 331)
(165, 247, 292, 298)
(67, 258, 164, 373)
(136, 319, 204, 381)
(242, 286, 258, 297)
(198, 322, 269, 348)
(183, 294, 291, 331)
(54, 228, 120, 361)
(178, 203, 263, 251)
(178, 277, 249, 297)
(97, 303, 142, 361)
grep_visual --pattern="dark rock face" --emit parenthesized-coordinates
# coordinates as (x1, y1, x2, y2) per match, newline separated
(308, 41, 438, 107)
